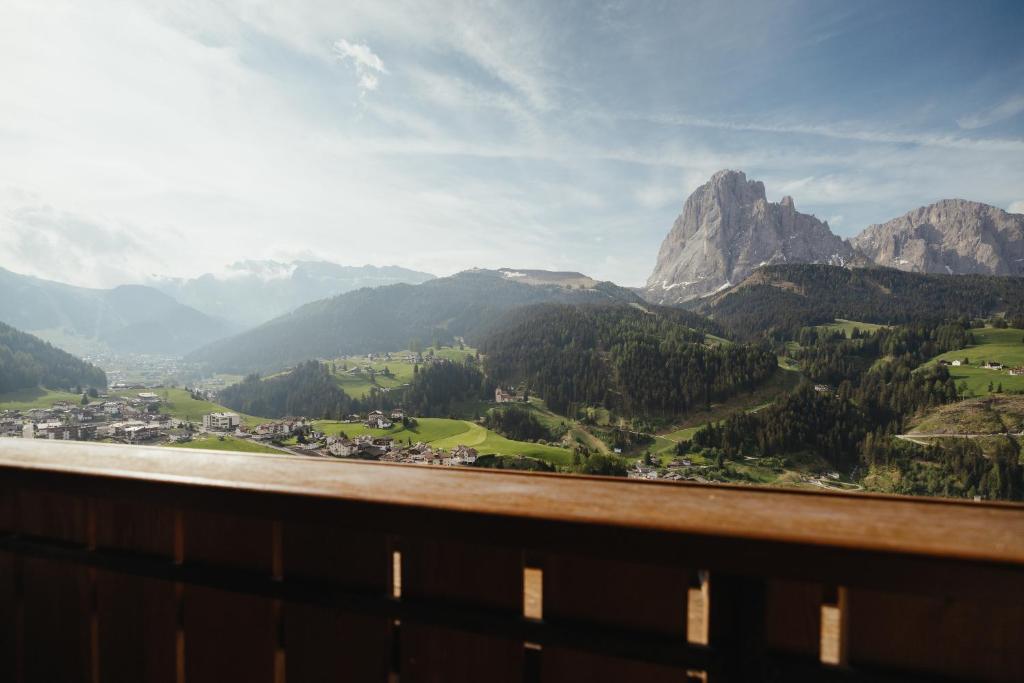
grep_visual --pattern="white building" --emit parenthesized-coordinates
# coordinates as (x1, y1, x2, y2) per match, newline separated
(203, 412, 240, 431)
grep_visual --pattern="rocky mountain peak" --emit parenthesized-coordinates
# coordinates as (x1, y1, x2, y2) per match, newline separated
(642, 170, 855, 304)
(851, 199, 1024, 275)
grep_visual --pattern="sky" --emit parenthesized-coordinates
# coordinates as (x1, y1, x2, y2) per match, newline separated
(1, 0, 1023, 289)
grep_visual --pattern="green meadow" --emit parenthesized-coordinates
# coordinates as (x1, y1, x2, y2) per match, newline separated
(0, 387, 86, 411)
(165, 434, 283, 454)
(923, 327, 1024, 396)
(327, 347, 477, 398)
(817, 319, 887, 337)
(312, 415, 571, 466)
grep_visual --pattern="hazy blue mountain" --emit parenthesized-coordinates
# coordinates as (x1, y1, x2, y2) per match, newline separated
(187, 268, 643, 373)
(0, 266, 236, 356)
(152, 260, 436, 327)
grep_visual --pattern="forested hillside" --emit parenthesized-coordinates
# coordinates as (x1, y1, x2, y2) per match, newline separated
(217, 357, 491, 420)
(218, 361, 353, 419)
(480, 303, 775, 417)
(188, 269, 642, 373)
(0, 321, 107, 393)
(704, 265, 1024, 339)
(689, 320, 996, 489)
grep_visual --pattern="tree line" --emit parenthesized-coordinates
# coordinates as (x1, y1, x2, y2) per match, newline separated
(0, 321, 106, 394)
(480, 303, 775, 417)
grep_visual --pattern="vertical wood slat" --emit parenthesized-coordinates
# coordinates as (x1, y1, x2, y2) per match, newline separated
(93, 499, 177, 683)
(540, 554, 692, 683)
(282, 521, 392, 683)
(0, 482, 16, 683)
(845, 587, 1024, 682)
(400, 537, 524, 683)
(182, 510, 276, 683)
(16, 489, 91, 683)
(764, 580, 822, 660)
(0, 551, 17, 683)
(707, 573, 767, 682)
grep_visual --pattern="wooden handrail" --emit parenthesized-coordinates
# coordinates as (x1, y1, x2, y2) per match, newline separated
(2, 438, 1023, 682)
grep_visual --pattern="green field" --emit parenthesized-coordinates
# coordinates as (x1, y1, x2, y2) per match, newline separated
(328, 347, 479, 398)
(923, 327, 1024, 396)
(817, 319, 887, 337)
(164, 434, 283, 454)
(146, 388, 272, 426)
(312, 416, 571, 466)
(313, 416, 472, 443)
(909, 394, 1024, 435)
(0, 387, 86, 411)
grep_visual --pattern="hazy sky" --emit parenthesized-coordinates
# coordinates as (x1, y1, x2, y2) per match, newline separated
(2, 0, 1023, 288)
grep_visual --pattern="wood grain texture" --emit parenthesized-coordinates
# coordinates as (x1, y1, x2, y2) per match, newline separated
(846, 587, 1024, 682)
(540, 554, 691, 682)
(282, 521, 392, 682)
(400, 537, 524, 683)
(2, 440, 1022, 566)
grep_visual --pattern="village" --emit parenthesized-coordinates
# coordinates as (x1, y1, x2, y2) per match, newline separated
(0, 391, 487, 468)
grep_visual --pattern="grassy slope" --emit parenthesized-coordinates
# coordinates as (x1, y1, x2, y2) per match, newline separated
(166, 435, 283, 454)
(660, 366, 800, 441)
(328, 347, 477, 398)
(909, 394, 1024, 435)
(148, 388, 272, 426)
(0, 387, 85, 411)
(921, 327, 1024, 396)
(312, 415, 571, 466)
(817, 319, 887, 337)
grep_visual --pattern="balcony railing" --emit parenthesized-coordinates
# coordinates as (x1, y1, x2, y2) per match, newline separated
(1, 438, 1022, 682)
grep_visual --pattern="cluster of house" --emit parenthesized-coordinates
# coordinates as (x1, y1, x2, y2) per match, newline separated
(938, 359, 1024, 375)
(495, 387, 527, 404)
(323, 434, 479, 466)
(628, 456, 709, 482)
(1, 393, 176, 444)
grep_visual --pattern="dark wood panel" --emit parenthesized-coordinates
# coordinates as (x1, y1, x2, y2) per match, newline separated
(94, 499, 175, 558)
(707, 573, 767, 682)
(184, 509, 272, 571)
(95, 570, 176, 683)
(282, 521, 392, 682)
(764, 580, 821, 657)
(0, 551, 16, 683)
(16, 488, 87, 543)
(21, 557, 91, 683)
(846, 587, 1024, 682)
(541, 553, 691, 682)
(400, 537, 524, 683)
(183, 585, 276, 683)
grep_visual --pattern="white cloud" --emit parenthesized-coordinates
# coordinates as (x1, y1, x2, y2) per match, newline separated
(1010, 201, 1024, 215)
(957, 95, 1024, 130)
(333, 38, 387, 94)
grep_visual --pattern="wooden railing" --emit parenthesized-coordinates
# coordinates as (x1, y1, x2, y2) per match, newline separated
(1, 438, 1022, 682)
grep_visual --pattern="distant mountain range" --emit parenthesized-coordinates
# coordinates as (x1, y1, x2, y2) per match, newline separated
(151, 260, 436, 327)
(187, 268, 642, 373)
(852, 200, 1024, 276)
(643, 170, 1024, 304)
(0, 266, 235, 356)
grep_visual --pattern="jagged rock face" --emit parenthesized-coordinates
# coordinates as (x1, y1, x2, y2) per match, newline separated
(644, 170, 855, 303)
(851, 200, 1024, 276)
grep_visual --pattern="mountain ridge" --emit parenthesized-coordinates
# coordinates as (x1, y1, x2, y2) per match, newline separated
(643, 170, 858, 304)
(0, 266, 236, 356)
(187, 268, 643, 373)
(151, 260, 436, 327)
